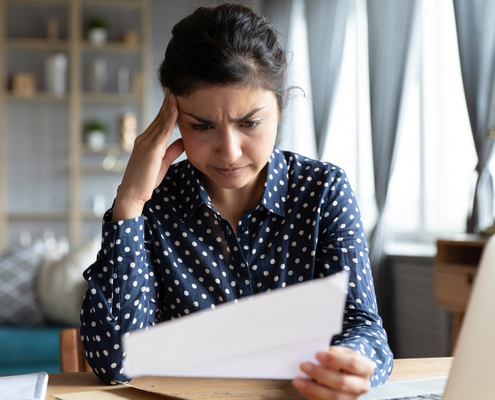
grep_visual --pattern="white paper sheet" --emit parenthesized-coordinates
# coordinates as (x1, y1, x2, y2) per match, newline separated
(0, 372, 48, 400)
(123, 271, 349, 379)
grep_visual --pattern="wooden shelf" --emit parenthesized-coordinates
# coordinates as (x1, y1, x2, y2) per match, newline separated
(82, 92, 141, 104)
(81, 144, 131, 155)
(7, 40, 140, 53)
(7, 92, 69, 102)
(6, 0, 69, 5)
(434, 236, 489, 353)
(81, 42, 141, 53)
(0, 0, 150, 249)
(8, 210, 70, 220)
(6, 39, 69, 50)
(81, 0, 142, 8)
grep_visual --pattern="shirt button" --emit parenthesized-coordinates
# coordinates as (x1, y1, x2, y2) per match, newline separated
(242, 226, 248, 233)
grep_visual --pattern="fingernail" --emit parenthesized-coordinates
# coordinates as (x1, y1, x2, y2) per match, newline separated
(316, 352, 329, 363)
(170, 93, 174, 103)
(300, 362, 313, 373)
(170, 106, 176, 113)
(293, 378, 306, 390)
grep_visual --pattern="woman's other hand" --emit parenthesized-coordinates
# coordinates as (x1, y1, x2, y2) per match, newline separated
(293, 346, 374, 400)
(112, 89, 184, 221)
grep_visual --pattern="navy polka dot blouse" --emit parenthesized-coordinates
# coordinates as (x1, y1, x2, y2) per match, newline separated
(80, 147, 393, 386)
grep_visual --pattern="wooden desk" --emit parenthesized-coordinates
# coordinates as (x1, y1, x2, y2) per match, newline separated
(435, 235, 488, 349)
(45, 358, 453, 399)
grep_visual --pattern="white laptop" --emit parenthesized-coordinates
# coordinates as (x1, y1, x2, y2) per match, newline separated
(361, 234, 495, 400)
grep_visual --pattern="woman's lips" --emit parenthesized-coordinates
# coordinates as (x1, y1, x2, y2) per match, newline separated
(214, 166, 247, 177)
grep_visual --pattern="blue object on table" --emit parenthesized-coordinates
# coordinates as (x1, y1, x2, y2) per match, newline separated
(0, 326, 65, 375)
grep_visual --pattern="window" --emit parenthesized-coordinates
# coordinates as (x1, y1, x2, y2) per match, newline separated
(322, 0, 477, 246)
(321, 0, 377, 235)
(385, 0, 476, 243)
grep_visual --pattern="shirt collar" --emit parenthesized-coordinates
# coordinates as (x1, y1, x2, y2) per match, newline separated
(259, 147, 288, 217)
(177, 161, 214, 222)
(178, 147, 288, 221)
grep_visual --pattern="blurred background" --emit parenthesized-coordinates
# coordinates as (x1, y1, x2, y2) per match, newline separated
(0, 0, 491, 375)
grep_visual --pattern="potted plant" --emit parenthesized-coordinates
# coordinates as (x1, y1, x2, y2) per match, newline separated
(87, 16, 108, 46)
(84, 119, 107, 151)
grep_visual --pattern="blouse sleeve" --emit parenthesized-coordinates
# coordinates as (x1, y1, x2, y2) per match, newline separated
(80, 210, 162, 385)
(314, 166, 394, 387)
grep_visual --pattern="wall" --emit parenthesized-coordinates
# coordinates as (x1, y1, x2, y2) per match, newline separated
(386, 254, 451, 358)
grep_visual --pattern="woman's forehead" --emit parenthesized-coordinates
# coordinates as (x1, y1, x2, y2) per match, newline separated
(176, 85, 277, 120)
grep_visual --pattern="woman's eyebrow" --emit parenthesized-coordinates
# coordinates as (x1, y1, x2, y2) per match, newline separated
(182, 106, 267, 124)
(232, 106, 267, 123)
(182, 113, 215, 125)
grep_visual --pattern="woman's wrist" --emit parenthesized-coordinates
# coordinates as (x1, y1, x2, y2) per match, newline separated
(111, 193, 145, 222)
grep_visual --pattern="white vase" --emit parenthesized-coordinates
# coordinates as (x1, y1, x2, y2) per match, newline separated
(88, 28, 108, 46)
(86, 130, 106, 151)
(45, 53, 67, 97)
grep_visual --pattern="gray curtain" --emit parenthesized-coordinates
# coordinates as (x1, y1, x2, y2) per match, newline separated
(306, 0, 349, 158)
(453, 0, 495, 233)
(367, 0, 419, 313)
(264, 0, 292, 48)
(264, 0, 318, 159)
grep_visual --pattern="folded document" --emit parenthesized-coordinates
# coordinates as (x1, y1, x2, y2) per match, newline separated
(0, 372, 48, 400)
(123, 272, 349, 379)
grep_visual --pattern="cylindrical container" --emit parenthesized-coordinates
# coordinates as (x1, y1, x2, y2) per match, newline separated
(90, 59, 107, 92)
(45, 53, 67, 97)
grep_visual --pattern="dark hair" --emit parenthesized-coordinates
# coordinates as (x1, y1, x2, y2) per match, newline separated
(158, 3, 288, 112)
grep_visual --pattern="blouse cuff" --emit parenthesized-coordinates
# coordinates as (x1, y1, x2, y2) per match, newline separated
(100, 211, 146, 260)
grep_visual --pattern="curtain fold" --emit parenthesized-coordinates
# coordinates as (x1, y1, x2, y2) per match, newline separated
(367, 0, 419, 313)
(453, 0, 495, 233)
(306, 0, 349, 159)
(264, 0, 317, 159)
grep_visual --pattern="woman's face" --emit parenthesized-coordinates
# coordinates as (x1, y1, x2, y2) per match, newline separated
(176, 85, 279, 197)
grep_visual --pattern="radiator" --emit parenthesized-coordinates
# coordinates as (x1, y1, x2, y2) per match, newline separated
(385, 253, 451, 358)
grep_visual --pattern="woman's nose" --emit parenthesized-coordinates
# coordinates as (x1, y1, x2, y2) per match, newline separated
(216, 128, 242, 163)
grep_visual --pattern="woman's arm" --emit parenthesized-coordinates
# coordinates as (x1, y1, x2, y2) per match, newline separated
(80, 90, 182, 384)
(294, 166, 393, 399)
(80, 213, 162, 385)
(111, 89, 183, 222)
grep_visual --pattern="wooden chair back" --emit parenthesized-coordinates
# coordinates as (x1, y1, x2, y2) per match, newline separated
(59, 328, 92, 372)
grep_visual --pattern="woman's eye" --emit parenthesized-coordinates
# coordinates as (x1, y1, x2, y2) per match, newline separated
(240, 120, 262, 128)
(192, 124, 213, 131)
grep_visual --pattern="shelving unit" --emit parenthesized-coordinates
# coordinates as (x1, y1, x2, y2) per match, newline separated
(0, 0, 150, 249)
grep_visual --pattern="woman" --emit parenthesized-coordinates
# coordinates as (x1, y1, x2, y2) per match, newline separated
(80, 4, 393, 399)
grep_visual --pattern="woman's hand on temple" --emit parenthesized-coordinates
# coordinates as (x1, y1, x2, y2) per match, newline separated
(293, 346, 374, 400)
(112, 89, 184, 221)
